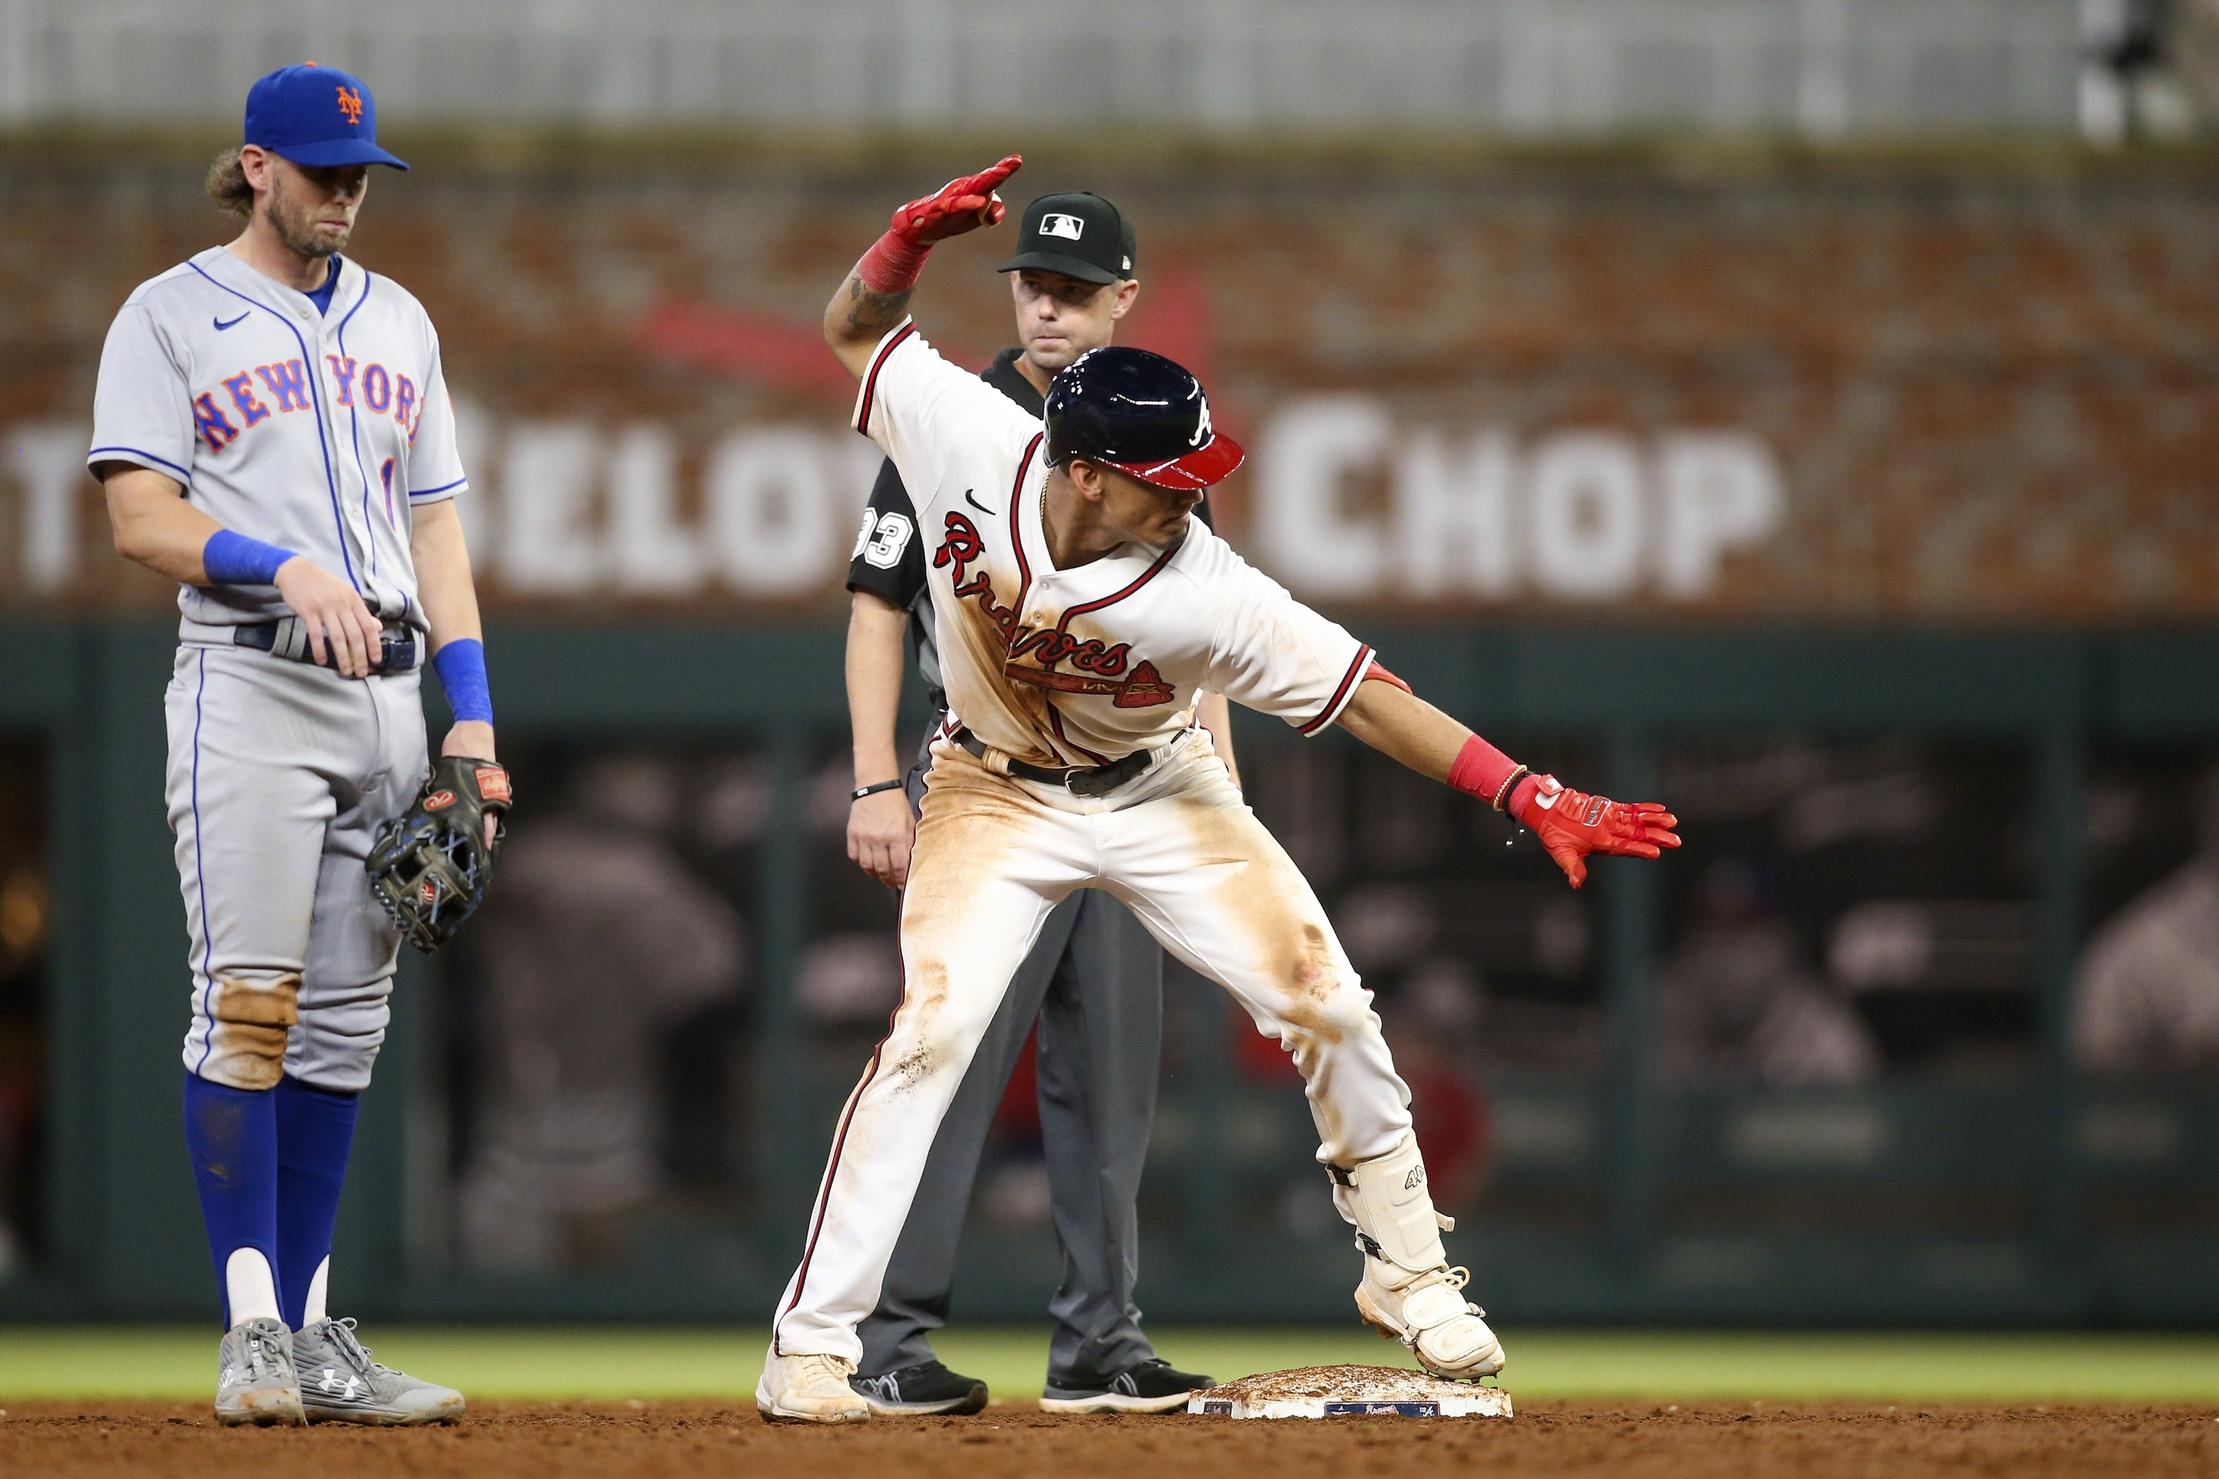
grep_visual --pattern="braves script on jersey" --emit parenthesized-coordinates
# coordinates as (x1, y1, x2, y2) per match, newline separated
(854, 321, 1374, 767)
(90, 245, 468, 637)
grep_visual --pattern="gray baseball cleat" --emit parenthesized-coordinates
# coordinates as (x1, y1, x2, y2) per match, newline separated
(215, 1316, 307, 1426)
(293, 1316, 466, 1425)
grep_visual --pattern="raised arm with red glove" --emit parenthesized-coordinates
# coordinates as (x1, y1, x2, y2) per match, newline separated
(1337, 663, 1680, 890)
(824, 154, 1024, 376)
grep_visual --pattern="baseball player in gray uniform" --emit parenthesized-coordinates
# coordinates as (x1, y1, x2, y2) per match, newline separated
(89, 63, 491, 1426)
(843, 192, 1226, 1415)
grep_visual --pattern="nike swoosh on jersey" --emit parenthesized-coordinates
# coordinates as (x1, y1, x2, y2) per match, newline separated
(963, 489, 993, 514)
(213, 312, 249, 331)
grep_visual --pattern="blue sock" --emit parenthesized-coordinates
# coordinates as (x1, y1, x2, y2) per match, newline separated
(275, 1073, 360, 1329)
(181, 1072, 280, 1328)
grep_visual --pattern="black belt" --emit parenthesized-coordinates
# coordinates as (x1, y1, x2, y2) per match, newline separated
(234, 620, 419, 675)
(953, 726, 1155, 798)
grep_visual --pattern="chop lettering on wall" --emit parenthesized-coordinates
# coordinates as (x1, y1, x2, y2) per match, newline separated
(1252, 397, 1786, 604)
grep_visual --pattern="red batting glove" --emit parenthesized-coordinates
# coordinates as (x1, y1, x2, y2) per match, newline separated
(891, 154, 1023, 244)
(1512, 775, 1681, 891)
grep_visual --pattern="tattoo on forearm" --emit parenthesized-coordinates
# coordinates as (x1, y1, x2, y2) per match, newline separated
(843, 273, 913, 337)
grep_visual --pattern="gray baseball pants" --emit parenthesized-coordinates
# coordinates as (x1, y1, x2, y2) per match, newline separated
(166, 644, 424, 1094)
(857, 725, 1163, 1384)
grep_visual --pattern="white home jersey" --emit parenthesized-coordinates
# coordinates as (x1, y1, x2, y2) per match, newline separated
(854, 320, 1374, 767)
(89, 245, 468, 639)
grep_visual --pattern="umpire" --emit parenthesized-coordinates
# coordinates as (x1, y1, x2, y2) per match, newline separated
(842, 191, 1230, 1415)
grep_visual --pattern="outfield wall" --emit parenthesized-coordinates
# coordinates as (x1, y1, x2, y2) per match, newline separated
(3, 620, 2215, 1325)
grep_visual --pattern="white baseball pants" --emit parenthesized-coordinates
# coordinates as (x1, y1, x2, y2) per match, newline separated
(772, 728, 1414, 1360)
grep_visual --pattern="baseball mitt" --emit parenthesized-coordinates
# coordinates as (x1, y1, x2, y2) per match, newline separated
(366, 754, 513, 952)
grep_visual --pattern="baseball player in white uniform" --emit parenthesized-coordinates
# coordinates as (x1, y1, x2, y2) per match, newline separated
(89, 64, 489, 1426)
(757, 156, 1683, 1422)
(845, 190, 1224, 1416)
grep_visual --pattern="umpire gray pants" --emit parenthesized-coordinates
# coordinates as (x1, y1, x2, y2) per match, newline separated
(857, 727, 1163, 1384)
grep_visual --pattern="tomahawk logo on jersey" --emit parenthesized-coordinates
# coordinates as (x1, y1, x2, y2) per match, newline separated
(855, 321, 1373, 768)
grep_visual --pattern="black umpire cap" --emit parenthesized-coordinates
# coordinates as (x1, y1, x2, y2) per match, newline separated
(1044, 347, 1244, 492)
(998, 192, 1137, 285)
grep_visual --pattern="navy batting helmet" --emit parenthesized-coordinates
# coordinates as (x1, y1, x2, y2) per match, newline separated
(1043, 347, 1244, 491)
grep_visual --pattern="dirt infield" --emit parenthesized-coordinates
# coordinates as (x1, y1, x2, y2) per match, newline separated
(5, 1400, 2216, 1479)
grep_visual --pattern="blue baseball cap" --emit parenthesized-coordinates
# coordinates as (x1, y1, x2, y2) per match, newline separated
(244, 63, 408, 171)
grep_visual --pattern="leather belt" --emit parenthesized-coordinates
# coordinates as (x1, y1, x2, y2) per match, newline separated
(952, 726, 1155, 798)
(233, 618, 419, 675)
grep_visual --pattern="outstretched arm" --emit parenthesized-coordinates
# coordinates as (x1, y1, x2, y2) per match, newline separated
(823, 154, 1024, 379)
(1339, 669, 1681, 889)
(1335, 675, 1468, 784)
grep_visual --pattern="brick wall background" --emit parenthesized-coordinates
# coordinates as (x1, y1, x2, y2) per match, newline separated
(6, 153, 2214, 622)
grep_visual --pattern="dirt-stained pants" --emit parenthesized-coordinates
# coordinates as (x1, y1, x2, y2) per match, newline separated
(772, 728, 1414, 1361)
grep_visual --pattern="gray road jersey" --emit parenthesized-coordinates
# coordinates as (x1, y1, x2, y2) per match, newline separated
(89, 246, 469, 639)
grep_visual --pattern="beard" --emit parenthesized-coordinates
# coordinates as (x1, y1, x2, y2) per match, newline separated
(266, 173, 349, 258)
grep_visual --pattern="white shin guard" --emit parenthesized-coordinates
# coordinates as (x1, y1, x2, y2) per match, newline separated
(1330, 1132, 1505, 1379)
(1330, 1131, 1455, 1288)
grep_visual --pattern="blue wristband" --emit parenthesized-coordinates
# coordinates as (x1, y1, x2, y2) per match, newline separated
(201, 529, 296, 586)
(432, 638, 495, 724)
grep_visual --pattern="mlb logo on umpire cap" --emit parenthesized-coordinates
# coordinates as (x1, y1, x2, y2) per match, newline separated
(1000, 191, 1137, 286)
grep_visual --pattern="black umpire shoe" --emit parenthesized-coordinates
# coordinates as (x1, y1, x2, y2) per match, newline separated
(849, 1360, 990, 1416)
(1040, 1357, 1217, 1414)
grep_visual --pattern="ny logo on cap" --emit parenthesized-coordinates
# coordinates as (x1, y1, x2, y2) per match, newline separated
(335, 85, 364, 125)
(1041, 213, 1085, 241)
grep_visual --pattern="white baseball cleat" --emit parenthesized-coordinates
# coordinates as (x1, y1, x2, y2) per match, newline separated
(1355, 1263, 1506, 1379)
(1331, 1131, 1508, 1381)
(756, 1347, 871, 1424)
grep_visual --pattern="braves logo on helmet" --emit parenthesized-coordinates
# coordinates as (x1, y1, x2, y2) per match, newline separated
(1044, 347, 1244, 491)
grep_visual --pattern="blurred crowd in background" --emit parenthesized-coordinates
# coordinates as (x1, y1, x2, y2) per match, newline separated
(11, 737, 2206, 1273)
